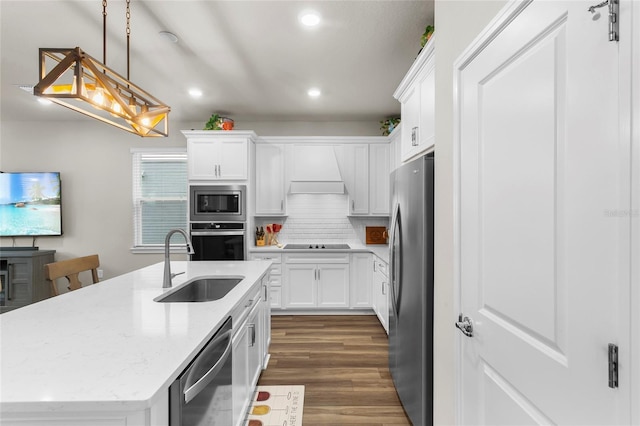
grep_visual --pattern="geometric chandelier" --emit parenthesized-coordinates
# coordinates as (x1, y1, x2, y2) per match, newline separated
(33, 1, 170, 137)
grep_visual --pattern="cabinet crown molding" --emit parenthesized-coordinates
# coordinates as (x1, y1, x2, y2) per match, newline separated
(393, 33, 436, 102)
(181, 130, 258, 141)
(257, 136, 390, 145)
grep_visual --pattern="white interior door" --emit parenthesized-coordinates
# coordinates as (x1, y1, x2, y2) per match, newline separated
(455, 0, 631, 424)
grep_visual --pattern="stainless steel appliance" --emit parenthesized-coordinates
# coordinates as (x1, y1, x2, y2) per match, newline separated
(189, 185, 246, 222)
(389, 154, 434, 425)
(283, 243, 350, 250)
(170, 316, 233, 426)
(190, 222, 246, 261)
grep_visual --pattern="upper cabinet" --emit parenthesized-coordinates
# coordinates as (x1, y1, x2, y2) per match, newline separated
(340, 142, 390, 216)
(182, 130, 256, 181)
(369, 144, 390, 215)
(394, 34, 435, 162)
(255, 143, 286, 215)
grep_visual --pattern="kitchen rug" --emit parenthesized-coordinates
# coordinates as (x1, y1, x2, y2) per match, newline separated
(245, 385, 305, 426)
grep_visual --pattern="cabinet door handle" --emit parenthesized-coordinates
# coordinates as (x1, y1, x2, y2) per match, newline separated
(382, 281, 386, 295)
(281, 200, 284, 210)
(218, 164, 222, 177)
(352, 200, 355, 211)
(7, 263, 13, 300)
(248, 324, 256, 347)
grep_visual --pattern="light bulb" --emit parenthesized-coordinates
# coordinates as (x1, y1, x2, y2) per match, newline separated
(92, 87, 106, 106)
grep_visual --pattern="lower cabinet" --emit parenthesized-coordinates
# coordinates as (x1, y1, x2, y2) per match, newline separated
(250, 253, 282, 309)
(232, 277, 270, 426)
(0, 249, 56, 313)
(350, 253, 372, 308)
(232, 308, 251, 426)
(371, 256, 389, 334)
(283, 254, 350, 309)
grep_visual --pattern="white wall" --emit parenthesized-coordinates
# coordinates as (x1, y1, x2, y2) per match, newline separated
(0, 118, 381, 279)
(433, 1, 507, 424)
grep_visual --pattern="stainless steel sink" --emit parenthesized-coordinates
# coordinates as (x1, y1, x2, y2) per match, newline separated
(155, 277, 244, 303)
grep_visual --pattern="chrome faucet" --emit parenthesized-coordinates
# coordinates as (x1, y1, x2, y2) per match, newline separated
(163, 228, 195, 288)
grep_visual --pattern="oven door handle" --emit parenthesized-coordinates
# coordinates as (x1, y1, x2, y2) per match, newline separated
(183, 329, 233, 403)
(190, 231, 245, 237)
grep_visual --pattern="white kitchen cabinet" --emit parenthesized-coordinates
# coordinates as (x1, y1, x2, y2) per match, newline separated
(394, 35, 435, 162)
(369, 144, 390, 215)
(317, 263, 350, 308)
(347, 144, 370, 215)
(372, 256, 389, 334)
(389, 126, 402, 173)
(182, 130, 256, 181)
(350, 253, 372, 308)
(247, 295, 263, 391)
(232, 319, 250, 426)
(283, 254, 350, 309)
(341, 143, 389, 216)
(251, 253, 282, 309)
(232, 283, 264, 426)
(285, 263, 317, 308)
(255, 143, 286, 215)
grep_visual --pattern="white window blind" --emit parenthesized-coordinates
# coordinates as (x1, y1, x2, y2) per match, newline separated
(132, 149, 187, 250)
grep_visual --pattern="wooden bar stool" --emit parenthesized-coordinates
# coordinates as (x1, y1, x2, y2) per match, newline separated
(44, 254, 100, 296)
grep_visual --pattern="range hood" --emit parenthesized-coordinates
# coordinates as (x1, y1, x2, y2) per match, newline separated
(289, 145, 345, 194)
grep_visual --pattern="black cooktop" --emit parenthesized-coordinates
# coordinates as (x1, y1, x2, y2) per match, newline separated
(283, 243, 351, 250)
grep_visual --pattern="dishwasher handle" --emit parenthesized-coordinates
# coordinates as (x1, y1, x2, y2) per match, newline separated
(183, 327, 233, 404)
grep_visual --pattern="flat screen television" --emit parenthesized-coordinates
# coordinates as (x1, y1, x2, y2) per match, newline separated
(0, 172, 62, 237)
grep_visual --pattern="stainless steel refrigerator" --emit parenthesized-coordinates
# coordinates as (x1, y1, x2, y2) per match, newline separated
(389, 153, 434, 425)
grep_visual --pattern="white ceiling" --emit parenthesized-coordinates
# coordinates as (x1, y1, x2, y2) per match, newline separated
(0, 0, 433, 125)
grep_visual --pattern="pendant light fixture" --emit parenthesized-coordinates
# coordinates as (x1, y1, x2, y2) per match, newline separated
(33, 0, 170, 137)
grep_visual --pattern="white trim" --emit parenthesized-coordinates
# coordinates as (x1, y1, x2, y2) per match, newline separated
(452, 2, 533, 422)
(130, 147, 186, 154)
(629, 1, 640, 423)
(256, 135, 390, 145)
(393, 34, 436, 101)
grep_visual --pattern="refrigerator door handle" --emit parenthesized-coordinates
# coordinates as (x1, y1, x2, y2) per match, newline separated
(389, 203, 402, 317)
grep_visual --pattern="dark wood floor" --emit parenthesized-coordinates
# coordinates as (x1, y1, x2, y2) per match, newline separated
(257, 315, 411, 425)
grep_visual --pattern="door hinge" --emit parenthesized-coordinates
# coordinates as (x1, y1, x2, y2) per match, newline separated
(588, 0, 619, 42)
(608, 343, 618, 388)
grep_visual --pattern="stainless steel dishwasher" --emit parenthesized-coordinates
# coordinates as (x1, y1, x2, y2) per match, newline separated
(170, 317, 233, 425)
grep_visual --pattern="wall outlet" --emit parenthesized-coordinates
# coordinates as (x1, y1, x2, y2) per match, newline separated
(97, 269, 104, 279)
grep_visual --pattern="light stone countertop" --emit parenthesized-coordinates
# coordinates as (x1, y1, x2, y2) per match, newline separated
(249, 242, 390, 264)
(0, 260, 271, 414)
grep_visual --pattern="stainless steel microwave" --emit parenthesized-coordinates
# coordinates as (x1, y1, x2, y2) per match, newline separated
(189, 185, 246, 222)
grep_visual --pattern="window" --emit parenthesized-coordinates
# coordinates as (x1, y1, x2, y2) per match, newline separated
(131, 148, 187, 252)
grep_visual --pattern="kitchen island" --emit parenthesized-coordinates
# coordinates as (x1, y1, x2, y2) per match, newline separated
(0, 260, 271, 426)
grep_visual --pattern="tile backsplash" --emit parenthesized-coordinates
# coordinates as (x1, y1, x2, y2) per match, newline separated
(256, 194, 388, 244)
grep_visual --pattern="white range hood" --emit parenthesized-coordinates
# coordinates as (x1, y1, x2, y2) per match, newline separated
(289, 145, 345, 194)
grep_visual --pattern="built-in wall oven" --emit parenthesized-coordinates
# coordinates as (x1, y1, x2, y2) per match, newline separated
(189, 185, 245, 222)
(170, 316, 233, 426)
(190, 222, 246, 261)
(189, 185, 246, 260)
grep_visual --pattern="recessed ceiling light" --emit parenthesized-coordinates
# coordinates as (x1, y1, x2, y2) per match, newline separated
(299, 11, 321, 27)
(307, 88, 321, 98)
(37, 98, 52, 105)
(159, 31, 178, 43)
(189, 88, 203, 98)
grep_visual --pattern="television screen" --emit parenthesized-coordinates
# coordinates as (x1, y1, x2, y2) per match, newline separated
(0, 172, 62, 237)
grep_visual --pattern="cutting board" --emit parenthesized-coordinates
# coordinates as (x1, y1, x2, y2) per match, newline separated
(366, 226, 388, 244)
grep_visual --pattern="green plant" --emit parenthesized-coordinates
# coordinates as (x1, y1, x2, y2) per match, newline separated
(380, 117, 401, 136)
(204, 113, 223, 130)
(421, 25, 434, 47)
